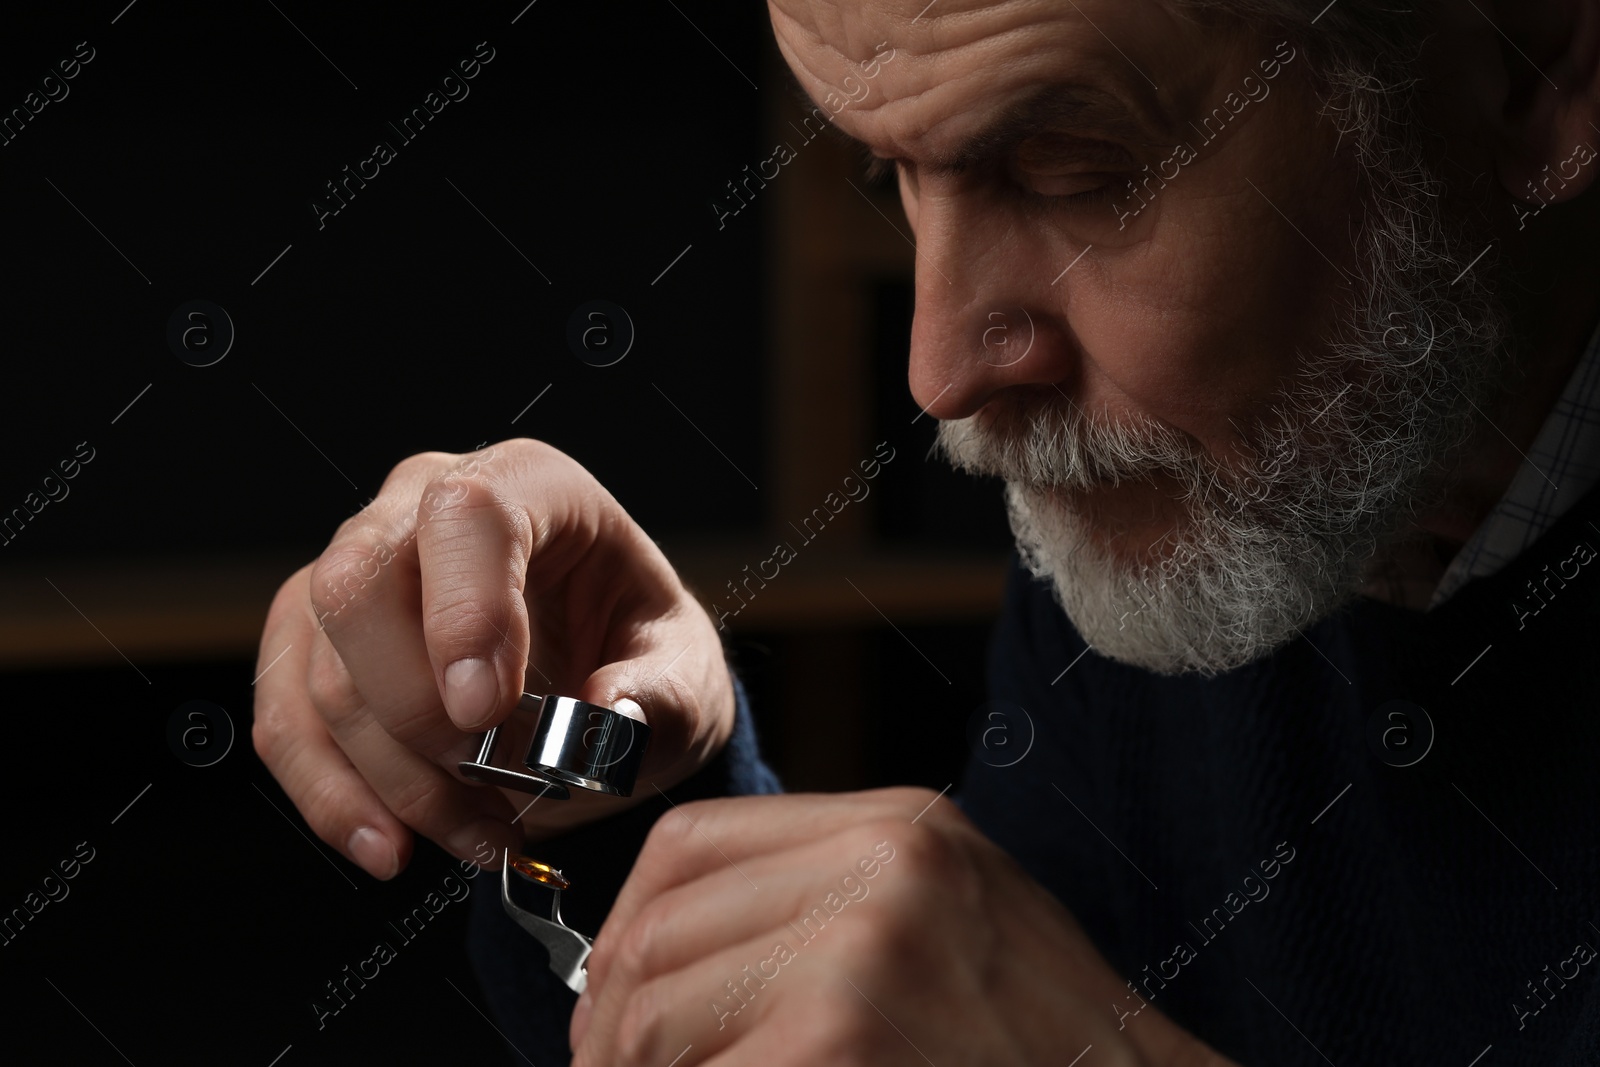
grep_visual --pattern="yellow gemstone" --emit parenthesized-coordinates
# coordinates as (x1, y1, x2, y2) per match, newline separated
(509, 854, 571, 891)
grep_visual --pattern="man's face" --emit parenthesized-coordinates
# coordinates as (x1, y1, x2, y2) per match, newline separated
(771, 0, 1506, 675)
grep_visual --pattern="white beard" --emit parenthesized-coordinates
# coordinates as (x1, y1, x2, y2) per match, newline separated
(936, 145, 1508, 676)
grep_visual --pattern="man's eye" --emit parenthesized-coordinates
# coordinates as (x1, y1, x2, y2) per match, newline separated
(1018, 172, 1122, 206)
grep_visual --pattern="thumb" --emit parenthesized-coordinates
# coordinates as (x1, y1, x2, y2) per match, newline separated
(576, 657, 695, 784)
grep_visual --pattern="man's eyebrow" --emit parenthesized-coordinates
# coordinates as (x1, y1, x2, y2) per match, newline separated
(781, 68, 1166, 179)
(928, 85, 1166, 174)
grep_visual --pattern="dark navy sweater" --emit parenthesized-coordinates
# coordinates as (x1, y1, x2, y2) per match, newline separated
(470, 482, 1600, 1065)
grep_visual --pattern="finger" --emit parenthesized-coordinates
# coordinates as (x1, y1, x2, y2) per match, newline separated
(306, 624, 525, 865)
(416, 440, 683, 733)
(574, 926, 805, 1067)
(252, 565, 414, 879)
(581, 824, 905, 1055)
(589, 789, 943, 985)
(575, 607, 733, 784)
(414, 442, 536, 731)
(311, 450, 492, 762)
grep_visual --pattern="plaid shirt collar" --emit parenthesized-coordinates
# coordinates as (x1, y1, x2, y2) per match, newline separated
(1431, 316, 1600, 607)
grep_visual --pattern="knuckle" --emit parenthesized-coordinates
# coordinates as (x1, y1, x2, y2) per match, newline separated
(296, 768, 353, 846)
(263, 563, 315, 635)
(417, 482, 533, 571)
(641, 797, 722, 863)
(384, 771, 454, 833)
(308, 542, 388, 624)
(250, 703, 289, 766)
(304, 644, 364, 727)
(420, 468, 484, 514)
(504, 438, 603, 502)
(497, 435, 545, 459)
(422, 591, 486, 637)
(612, 900, 671, 985)
(422, 476, 529, 547)
(498, 435, 563, 468)
(641, 804, 697, 860)
(838, 893, 925, 974)
(422, 591, 520, 666)
(894, 819, 961, 879)
(613, 979, 668, 1067)
(327, 509, 371, 546)
(875, 817, 987, 916)
(300, 767, 348, 831)
(385, 451, 456, 488)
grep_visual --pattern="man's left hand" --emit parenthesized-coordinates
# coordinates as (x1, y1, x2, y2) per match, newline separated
(569, 787, 1234, 1066)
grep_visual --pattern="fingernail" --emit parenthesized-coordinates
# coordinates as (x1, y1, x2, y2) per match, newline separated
(445, 657, 499, 729)
(448, 821, 519, 867)
(612, 696, 646, 723)
(348, 826, 398, 880)
(569, 988, 593, 1051)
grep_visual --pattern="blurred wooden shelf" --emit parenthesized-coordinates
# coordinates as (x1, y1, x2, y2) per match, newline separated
(0, 553, 307, 669)
(667, 543, 1010, 630)
(0, 547, 1009, 668)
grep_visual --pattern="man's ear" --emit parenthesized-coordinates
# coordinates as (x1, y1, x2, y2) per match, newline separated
(1493, 0, 1600, 204)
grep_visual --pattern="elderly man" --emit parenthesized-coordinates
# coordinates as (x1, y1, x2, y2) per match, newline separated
(254, 0, 1600, 1063)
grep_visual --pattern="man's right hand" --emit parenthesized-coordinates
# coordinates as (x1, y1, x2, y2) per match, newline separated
(251, 438, 737, 879)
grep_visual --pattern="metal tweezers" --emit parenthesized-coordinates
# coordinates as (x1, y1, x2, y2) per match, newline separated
(500, 851, 593, 994)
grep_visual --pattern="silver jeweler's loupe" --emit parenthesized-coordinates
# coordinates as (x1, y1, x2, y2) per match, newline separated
(459, 693, 651, 800)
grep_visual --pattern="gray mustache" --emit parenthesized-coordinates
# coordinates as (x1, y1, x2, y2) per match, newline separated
(934, 405, 1207, 493)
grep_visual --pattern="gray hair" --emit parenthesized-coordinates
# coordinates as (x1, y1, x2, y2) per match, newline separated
(1172, 1, 1434, 173)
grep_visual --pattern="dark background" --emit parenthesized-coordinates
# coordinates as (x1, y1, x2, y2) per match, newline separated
(0, 2, 1011, 1064)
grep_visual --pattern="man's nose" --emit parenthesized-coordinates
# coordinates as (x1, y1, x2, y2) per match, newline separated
(905, 197, 1083, 419)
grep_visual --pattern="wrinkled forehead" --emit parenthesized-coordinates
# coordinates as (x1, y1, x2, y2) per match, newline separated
(767, 0, 1237, 161)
